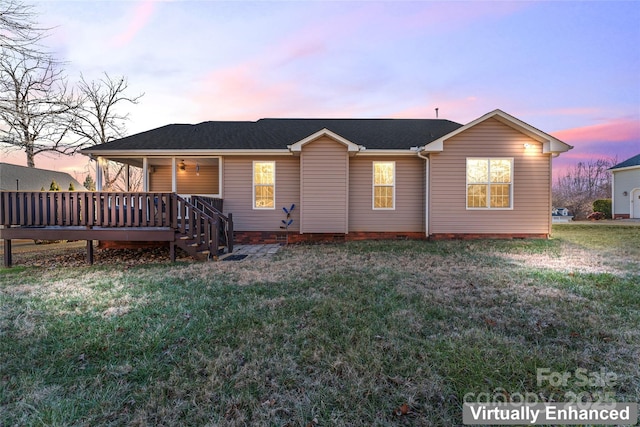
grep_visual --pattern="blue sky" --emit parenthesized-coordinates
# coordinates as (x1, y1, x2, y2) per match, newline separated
(4, 0, 639, 177)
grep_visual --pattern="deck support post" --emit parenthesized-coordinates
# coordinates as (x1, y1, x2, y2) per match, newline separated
(169, 242, 176, 262)
(86, 240, 94, 265)
(3, 239, 12, 268)
(227, 213, 234, 253)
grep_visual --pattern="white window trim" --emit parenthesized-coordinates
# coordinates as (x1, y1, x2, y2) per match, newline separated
(466, 157, 514, 210)
(252, 160, 276, 210)
(372, 161, 396, 210)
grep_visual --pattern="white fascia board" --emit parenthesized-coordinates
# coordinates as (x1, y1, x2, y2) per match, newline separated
(356, 149, 417, 156)
(288, 128, 361, 152)
(421, 139, 444, 153)
(420, 109, 574, 155)
(81, 149, 292, 157)
(610, 165, 640, 173)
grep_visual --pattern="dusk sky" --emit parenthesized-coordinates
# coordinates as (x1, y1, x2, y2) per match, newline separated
(2, 0, 639, 180)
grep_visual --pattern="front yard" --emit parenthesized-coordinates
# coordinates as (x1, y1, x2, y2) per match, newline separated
(1, 224, 639, 426)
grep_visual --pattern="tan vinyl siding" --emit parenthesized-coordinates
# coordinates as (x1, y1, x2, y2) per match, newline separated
(300, 137, 348, 233)
(149, 165, 219, 194)
(223, 156, 300, 231)
(349, 156, 424, 232)
(149, 166, 172, 192)
(177, 165, 219, 195)
(430, 118, 551, 234)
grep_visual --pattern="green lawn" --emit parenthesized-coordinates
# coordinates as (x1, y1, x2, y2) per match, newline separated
(1, 225, 639, 426)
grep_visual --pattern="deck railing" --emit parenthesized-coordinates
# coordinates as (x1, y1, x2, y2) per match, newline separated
(0, 191, 233, 265)
(0, 191, 176, 228)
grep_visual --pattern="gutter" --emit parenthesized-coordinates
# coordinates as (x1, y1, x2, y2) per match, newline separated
(415, 147, 430, 238)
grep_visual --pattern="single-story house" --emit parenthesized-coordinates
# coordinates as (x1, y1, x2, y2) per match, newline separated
(81, 109, 573, 242)
(610, 154, 640, 219)
(0, 162, 86, 192)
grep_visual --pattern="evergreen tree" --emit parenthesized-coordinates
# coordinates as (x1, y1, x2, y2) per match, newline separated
(83, 175, 96, 191)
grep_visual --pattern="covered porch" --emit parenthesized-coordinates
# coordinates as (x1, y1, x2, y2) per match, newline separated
(93, 156, 222, 199)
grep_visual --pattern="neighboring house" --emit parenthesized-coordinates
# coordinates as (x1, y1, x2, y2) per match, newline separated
(610, 154, 640, 219)
(81, 109, 573, 242)
(551, 207, 573, 223)
(0, 162, 86, 192)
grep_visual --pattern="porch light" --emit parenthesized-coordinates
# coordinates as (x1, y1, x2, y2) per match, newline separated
(523, 143, 532, 149)
(178, 160, 186, 171)
(196, 162, 200, 176)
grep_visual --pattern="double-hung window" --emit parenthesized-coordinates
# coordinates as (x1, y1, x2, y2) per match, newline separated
(466, 158, 512, 209)
(373, 161, 395, 209)
(253, 161, 275, 209)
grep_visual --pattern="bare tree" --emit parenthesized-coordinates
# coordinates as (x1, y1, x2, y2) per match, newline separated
(0, 0, 47, 57)
(552, 157, 616, 219)
(0, 50, 77, 167)
(72, 73, 143, 190)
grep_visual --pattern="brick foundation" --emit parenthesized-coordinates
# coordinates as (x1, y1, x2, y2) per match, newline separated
(429, 233, 548, 240)
(613, 214, 630, 219)
(233, 231, 427, 244)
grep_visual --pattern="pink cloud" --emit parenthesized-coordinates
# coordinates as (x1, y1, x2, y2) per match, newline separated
(551, 118, 639, 178)
(551, 118, 639, 144)
(112, 1, 155, 47)
(193, 61, 301, 120)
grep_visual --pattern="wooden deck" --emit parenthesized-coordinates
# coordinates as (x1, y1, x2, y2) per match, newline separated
(0, 192, 233, 267)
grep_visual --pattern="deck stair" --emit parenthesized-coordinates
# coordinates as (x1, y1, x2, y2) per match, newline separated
(172, 195, 233, 261)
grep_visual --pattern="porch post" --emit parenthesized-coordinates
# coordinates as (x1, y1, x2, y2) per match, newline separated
(142, 157, 149, 192)
(218, 157, 223, 198)
(171, 158, 177, 193)
(125, 164, 130, 191)
(95, 157, 103, 191)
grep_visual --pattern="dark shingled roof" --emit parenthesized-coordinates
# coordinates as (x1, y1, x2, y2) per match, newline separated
(0, 163, 86, 191)
(85, 118, 464, 152)
(610, 153, 640, 170)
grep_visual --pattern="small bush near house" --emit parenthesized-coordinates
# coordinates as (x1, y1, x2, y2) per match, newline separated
(593, 199, 612, 219)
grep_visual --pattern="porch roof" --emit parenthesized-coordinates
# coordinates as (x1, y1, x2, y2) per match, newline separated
(81, 118, 463, 154)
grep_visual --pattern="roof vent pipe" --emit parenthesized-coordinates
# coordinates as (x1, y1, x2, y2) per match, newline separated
(435, 108, 439, 118)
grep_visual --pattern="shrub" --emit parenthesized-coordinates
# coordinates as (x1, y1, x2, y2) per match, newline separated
(587, 212, 605, 221)
(68, 182, 75, 191)
(593, 199, 612, 219)
(49, 180, 60, 191)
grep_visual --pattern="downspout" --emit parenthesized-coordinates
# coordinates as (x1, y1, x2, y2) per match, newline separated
(610, 170, 615, 219)
(549, 154, 553, 237)
(417, 149, 429, 237)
